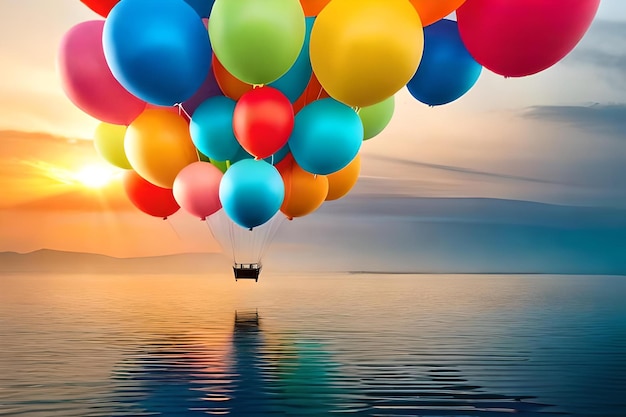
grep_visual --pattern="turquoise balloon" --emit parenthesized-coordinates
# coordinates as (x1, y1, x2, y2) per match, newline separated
(264, 143, 290, 165)
(219, 159, 285, 229)
(289, 99, 363, 175)
(269, 17, 315, 102)
(190, 96, 239, 161)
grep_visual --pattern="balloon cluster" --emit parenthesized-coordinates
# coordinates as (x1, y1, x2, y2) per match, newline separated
(60, 0, 599, 228)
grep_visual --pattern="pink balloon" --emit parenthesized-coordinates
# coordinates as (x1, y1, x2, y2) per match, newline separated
(457, 0, 600, 77)
(57, 20, 146, 125)
(173, 161, 223, 220)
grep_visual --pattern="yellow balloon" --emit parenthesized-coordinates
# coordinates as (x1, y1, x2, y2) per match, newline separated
(125, 109, 198, 189)
(278, 155, 329, 219)
(326, 153, 361, 201)
(93, 122, 132, 170)
(310, 0, 424, 108)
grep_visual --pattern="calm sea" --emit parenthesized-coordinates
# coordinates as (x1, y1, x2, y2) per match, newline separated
(0, 273, 625, 417)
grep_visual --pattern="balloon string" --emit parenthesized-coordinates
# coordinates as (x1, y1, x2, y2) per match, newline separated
(165, 217, 182, 241)
(177, 103, 192, 119)
(316, 87, 323, 100)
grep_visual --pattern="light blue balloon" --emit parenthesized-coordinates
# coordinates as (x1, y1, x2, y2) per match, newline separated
(219, 159, 285, 229)
(289, 98, 363, 175)
(190, 96, 240, 161)
(269, 17, 315, 102)
(103, 0, 212, 106)
(184, 0, 214, 17)
(406, 19, 482, 106)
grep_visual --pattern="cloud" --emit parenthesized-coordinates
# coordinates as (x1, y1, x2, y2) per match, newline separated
(521, 103, 626, 137)
(269, 196, 626, 274)
(564, 20, 626, 89)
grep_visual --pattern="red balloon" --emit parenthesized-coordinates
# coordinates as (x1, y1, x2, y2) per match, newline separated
(80, 0, 120, 17)
(122, 170, 180, 219)
(457, 0, 600, 77)
(233, 86, 294, 159)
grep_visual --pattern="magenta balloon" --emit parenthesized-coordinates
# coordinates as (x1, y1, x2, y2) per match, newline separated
(173, 161, 223, 220)
(456, 0, 600, 77)
(57, 20, 146, 124)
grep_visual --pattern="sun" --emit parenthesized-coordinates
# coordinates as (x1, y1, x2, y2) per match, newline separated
(72, 164, 120, 188)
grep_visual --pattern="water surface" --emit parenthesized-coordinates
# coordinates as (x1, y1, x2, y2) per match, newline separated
(1, 273, 625, 416)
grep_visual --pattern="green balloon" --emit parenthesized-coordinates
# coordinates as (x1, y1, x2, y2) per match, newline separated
(209, 158, 229, 173)
(359, 95, 395, 140)
(209, 0, 306, 85)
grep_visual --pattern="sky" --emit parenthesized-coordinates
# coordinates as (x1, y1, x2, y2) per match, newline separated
(0, 0, 625, 273)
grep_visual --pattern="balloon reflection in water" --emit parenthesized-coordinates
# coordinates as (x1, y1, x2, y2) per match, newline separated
(206, 209, 286, 281)
(109, 310, 341, 415)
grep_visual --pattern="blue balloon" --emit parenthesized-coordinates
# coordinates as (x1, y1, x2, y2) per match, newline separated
(289, 99, 363, 175)
(406, 19, 482, 106)
(184, 0, 214, 17)
(269, 17, 315, 102)
(190, 96, 239, 161)
(219, 159, 285, 229)
(103, 0, 212, 106)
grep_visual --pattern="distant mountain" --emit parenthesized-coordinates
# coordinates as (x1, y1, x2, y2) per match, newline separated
(0, 249, 231, 274)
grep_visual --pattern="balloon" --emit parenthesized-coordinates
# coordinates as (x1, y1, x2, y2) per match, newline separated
(277, 154, 329, 219)
(300, 0, 331, 16)
(80, 0, 119, 17)
(219, 159, 285, 229)
(233, 87, 294, 159)
(293, 72, 330, 113)
(93, 122, 131, 169)
(125, 109, 199, 188)
(209, 158, 229, 173)
(456, 0, 600, 77)
(57, 20, 145, 125)
(173, 161, 223, 220)
(268, 17, 315, 102)
(79, 0, 214, 17)
(212, 54, 253, 100)
(183, 0, 215, 17)
(190, 96, 240, 162)
(103, 0, 212, 105)
(406, 19, 482, 106)
(310, 0, 424, 107)
(122, 170, 180, 219)
(325, 154, 361, 201)
(289, 98, 363, 175)
(265, 143, 290, 165)
(181, 66, 223, 116)
(408, 0, 466, 27)
(359, 96, 395, 140)
(208, 0, 306, 85)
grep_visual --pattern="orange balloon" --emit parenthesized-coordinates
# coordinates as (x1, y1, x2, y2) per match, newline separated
(326, 153, 361, 201)
(277, 154, 329, 218)
(125, 109, 199, 189)
(212, 54, 253, 100)
(408, 0, 466, 27)
(300, 0, 331, 17)
(293, 72, 330, 113)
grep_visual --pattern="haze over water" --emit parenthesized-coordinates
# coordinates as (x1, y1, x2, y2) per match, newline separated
(1, 272, 624, 416)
